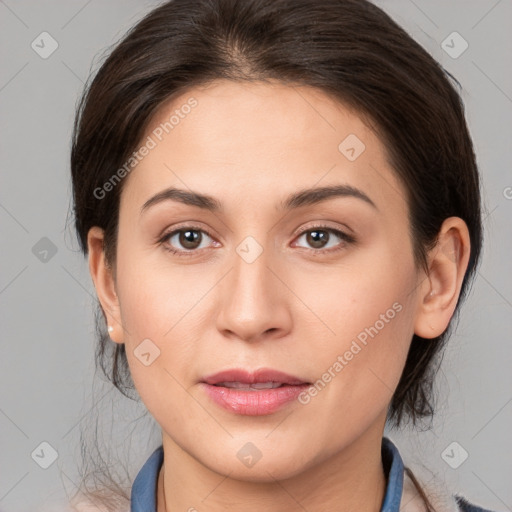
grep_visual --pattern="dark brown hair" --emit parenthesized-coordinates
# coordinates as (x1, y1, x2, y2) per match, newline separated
(69, 0, 482, 508)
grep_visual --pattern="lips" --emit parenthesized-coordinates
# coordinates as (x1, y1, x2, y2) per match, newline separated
(202, 368, 309, 387)
(214, 381, 283, 390)
(200, 368, 311, 415)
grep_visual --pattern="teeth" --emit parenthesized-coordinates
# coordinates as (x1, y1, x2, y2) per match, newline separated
(249, 382, 283, 389)
(216, 381, 283, 390)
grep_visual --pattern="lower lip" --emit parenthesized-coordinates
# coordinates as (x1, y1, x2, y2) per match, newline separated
(200, 383, 310, 415)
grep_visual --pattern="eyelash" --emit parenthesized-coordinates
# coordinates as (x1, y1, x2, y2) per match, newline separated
(158, 224, 356, 257)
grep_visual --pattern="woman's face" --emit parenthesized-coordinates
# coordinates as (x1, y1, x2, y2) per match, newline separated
(102, 80, 426, 479)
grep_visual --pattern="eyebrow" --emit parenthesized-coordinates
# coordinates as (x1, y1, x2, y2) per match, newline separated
(140, 184, 377, 215)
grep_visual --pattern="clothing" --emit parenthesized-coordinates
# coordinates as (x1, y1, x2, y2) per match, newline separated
(130, 437, 495, 512)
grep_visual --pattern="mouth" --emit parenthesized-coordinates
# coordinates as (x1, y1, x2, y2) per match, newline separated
(211, 381, 290, 390)
(200, 368, 312, 415)
(202, 368, 309, 386)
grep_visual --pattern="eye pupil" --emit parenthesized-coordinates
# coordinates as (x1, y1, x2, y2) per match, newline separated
(180, 230, 201, 249)
(307, 230, 328, 249)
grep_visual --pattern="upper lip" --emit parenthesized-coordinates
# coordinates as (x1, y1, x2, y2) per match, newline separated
(202, 368, 309, 386)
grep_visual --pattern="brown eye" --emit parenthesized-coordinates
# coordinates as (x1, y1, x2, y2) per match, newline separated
(177, 229, 202, 250)
(305, 229, 330, 249)
(160, 226, 216, 256)
(294, 226, 355, 253)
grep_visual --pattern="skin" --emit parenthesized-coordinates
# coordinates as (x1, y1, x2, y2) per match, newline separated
(88, 79, 470, 512)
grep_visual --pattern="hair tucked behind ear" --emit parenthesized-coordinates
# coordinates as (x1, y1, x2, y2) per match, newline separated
(68, 0, 482, 507)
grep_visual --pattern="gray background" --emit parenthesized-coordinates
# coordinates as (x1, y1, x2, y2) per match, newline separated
(0, 0, 511, 511)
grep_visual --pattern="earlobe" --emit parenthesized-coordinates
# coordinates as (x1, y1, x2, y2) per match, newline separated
(87, 226, 124, 344)
(414, 217, 471, 339)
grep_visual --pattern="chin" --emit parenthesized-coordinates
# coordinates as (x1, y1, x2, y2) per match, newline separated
(197, 442, 315, 483)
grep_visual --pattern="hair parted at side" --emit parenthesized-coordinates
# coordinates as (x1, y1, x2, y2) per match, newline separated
(69, 0, 482, 508)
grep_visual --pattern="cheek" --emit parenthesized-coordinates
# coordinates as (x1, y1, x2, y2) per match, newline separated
(289, 238, 416, 347)
(288, 297, 415, 454)
(114, 246, 219, 421)
(289, 243, 418, 414)
(115, 237, 201, 338)
(296, 275, 414, 394)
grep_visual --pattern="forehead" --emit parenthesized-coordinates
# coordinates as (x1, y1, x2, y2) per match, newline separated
(120, 79, 408, 219)
(147, 79, 371, 155)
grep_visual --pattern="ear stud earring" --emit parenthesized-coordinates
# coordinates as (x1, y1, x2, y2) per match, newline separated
(108, 325, 114, 333)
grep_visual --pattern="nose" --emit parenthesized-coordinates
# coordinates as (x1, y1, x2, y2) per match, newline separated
(216, 241, 292, 343)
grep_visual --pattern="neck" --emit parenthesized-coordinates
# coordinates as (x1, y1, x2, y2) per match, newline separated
(157, 427, 387, 512)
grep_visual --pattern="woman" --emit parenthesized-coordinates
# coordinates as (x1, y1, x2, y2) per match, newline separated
(69, 0, 495, 510)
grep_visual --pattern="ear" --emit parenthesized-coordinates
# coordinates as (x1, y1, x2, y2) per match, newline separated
(414, 217, 471, 339)
(87, 226, 124, 344)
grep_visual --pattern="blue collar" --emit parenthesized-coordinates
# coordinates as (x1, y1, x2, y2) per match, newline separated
(130, 436, 404, 512)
